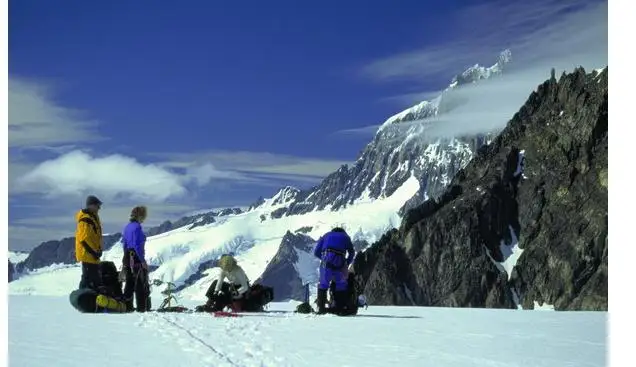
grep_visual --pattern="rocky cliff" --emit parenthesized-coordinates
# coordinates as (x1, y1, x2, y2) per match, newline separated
(353, 67, 608, 311)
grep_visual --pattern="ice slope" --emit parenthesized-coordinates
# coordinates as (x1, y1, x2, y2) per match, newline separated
(9, 175, 420, 301)
(8, 295, 607, 367)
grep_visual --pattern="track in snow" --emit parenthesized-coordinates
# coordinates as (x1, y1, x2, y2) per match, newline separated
(141, 311, 292, 367)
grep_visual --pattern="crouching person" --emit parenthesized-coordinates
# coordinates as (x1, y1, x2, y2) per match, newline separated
(121, 206, 151, 312)
(314, 227, 355, 314)
(203, 254, 250, 312)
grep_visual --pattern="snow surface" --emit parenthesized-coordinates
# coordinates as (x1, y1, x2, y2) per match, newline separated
(533, 301, 556, 311)
(484, 226, 525, 281)
(9, 175, 420, 302)
(8, 251, 28, 264)
(8, 295, 606, 367)
(498, 226, 525, 280)
(513, 150, 526, 177)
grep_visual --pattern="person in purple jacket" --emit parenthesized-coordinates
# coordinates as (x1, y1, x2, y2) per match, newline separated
(121, 206, 150, 312)
(313, 226, 355, 314)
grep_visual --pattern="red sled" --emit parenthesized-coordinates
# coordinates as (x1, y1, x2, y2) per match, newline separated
(213, 311, 242, 318)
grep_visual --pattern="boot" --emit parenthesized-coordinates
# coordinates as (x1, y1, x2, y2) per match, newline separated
(125, 299, 134, 312)
(316, 288, 328, 315)
(334, 290, 349, 316)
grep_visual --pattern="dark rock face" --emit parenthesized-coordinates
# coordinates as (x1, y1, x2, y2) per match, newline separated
(354, 67, 608, 311)
(255, 231, 317, 301)
(9, 260, 15, 282)
(20, 233, 122, 272)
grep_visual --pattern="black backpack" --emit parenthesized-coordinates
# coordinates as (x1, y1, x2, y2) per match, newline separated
(245, 284, 274, 310)
(98, 261, 124, 299)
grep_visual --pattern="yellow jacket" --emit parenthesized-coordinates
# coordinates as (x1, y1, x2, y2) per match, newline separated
(75, 209, 103, 264)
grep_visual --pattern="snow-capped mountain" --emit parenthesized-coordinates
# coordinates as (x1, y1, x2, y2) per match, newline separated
(251, 50, 512, 220)
(11, 50, 517, 304)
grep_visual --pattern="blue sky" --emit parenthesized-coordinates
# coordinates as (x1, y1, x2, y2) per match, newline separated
(8, 0, 607, 251)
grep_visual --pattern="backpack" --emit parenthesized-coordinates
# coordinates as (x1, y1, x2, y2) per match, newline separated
(244, 284, 274, 311)
(98, 261, 124, 299)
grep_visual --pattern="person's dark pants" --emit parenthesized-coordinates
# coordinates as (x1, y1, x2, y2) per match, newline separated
(205, 280, 237, 311)
(79, 262, 101, 290)
(122, 251, 150, 312)
(317, 264, 348, 314)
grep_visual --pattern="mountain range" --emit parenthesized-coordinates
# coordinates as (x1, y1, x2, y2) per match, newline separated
(8, 52, 608, 311)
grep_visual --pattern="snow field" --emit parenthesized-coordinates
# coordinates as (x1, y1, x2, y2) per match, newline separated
(8, 295, 607, 367)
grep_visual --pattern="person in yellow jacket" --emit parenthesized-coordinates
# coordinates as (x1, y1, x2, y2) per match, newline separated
(75, 195, 104, 290)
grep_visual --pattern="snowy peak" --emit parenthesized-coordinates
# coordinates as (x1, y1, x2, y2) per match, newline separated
(255, 231, 318, 301)
(270, 186, 301, 206)
(380, 49, 512, 132)
(450, 48, 512, 88)
(252, 52, 510, 219)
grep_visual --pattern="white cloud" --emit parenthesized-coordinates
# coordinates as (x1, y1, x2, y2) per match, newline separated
(13, 148, 347, 206)
(8, 77, 103, 149)
(345, 0, 607, 139)
(14, 150, 217, 202)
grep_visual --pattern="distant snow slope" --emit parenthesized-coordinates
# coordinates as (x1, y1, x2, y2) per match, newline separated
(8, 295, 606, 367)
(9, 176, 420, 301)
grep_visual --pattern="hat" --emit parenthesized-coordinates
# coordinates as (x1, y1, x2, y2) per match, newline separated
(86, 195, 103, 207)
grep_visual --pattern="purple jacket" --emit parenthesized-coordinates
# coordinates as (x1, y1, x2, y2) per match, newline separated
(122, 220, 146, 263)
(313, 230, 355, 266)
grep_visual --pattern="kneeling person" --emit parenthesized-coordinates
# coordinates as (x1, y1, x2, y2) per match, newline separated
(205, 254, 250, 311)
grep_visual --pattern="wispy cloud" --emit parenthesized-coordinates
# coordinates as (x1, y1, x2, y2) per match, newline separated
(8, 77, 104, 149)
(154, 150, 350, 180)
(361, 0, 605, 83)
(345, 0, 607, 139)
(379, 91, 443, 107)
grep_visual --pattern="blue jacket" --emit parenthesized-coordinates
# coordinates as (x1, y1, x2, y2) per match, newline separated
(122, 220, 146, 263)
(313, 230, 355, 265)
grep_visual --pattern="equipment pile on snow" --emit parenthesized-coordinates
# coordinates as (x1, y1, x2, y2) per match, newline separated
(69, 261, 129, 313)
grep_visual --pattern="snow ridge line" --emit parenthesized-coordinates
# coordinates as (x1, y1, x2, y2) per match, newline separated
(156, 313, 240, 367)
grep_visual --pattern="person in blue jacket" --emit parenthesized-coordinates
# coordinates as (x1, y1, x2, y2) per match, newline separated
(313, 226, 355, 314)
(121, 206, 150, 312)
